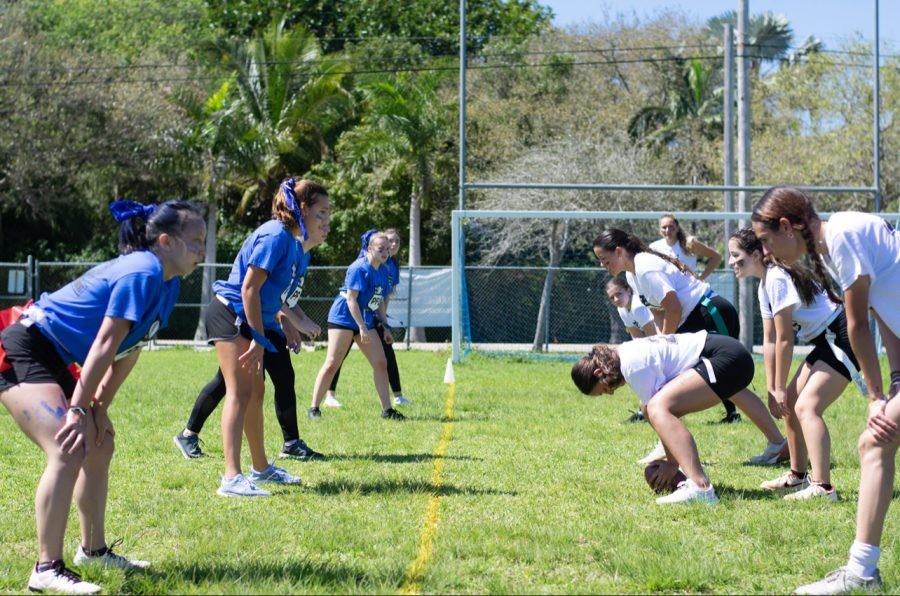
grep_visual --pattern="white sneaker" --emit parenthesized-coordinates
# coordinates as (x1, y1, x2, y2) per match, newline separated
(794, 567, 882, 595)
(217, 473, 272, 497)
(28, 560, 101, 594)
(248, 464, 302, 485)
(637, 441, 667, 464)
(323, 394, 342, 408)
(747, 439, 789, 465)
(393, 395, 412, 406)
(784, 482, 838, 502)
(73, 541, 150, 570)
(761, 471, 810, 493)
(655, 478, 719, 505)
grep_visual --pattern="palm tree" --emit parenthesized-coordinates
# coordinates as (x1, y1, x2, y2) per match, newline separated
(208, 18, 351, 216)
(704, 10, 795, 76)
(627, 57, 723, 148)
(335, 69, 455, 341)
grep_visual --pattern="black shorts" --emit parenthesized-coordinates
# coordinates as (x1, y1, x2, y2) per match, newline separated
(0, 322, 76, 398)
(805, 310, 859, 381)
(327, 322, 360, 334)
(692, 334, 754, 402)
(205, 297, 253, 344)
(678, 294, 740, 339)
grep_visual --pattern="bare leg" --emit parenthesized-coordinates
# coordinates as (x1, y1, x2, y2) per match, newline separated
(854, 396, 900, 546)
(730, 388, 784, 444)
(646, 370, 721, 488)
(792, 362, 847, 484)
(216, 337, 257, 479)
(355, 334, 391, 411)
(241, 369, 268, 472)
(782, 371, 808, 472)
(1, 383, 85, 562)
(74, 413, 113, 551)
(311, 329, 355, 408)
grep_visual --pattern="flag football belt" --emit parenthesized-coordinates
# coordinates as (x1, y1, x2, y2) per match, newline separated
(216, 294, 278, 353)
(699, 290, 729, 336)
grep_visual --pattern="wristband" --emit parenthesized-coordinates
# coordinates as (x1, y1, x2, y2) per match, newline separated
(68, 406, 87, 417)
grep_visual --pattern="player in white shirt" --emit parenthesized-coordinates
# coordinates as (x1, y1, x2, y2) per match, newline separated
(728, 229, 862, 502)
(607, 275, 656, 339)
(649, 213, 722, 281)
(593, 229, 787, 456)
(753, 186, 900, 595)
(571, 331, 759, 505)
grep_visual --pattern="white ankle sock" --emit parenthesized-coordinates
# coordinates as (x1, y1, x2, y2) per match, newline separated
(847, 541, 880, 579)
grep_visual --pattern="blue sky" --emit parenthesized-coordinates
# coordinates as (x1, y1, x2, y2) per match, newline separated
(542, 1, 897, 49)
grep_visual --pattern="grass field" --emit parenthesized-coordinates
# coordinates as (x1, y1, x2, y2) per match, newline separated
(0, 346, 897, 594)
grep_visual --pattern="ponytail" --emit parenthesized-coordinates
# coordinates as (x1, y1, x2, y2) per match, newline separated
(594, 228, 696, 278)
(110, 199, 203, 255)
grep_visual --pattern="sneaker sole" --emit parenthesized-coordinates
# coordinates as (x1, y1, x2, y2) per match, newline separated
(217, 488, 271, 497)
(172, 435, 201, 459)
(278, 452, 325, 461)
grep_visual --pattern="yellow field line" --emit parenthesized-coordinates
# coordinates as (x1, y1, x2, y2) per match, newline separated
(399, 381, 456, 595)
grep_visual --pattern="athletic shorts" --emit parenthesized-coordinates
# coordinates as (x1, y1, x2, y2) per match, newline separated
(205, 297, 253, 344)
(327, 322, 360, 334)
(0, 322, 76, 398)
(692, 334, 754, 402)
(805, 310, 859, 381)
(678, 294, 740, 339)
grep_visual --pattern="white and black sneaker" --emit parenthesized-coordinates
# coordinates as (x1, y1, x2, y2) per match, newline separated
(73, 540, 150, 570)
(28, 560, 101, 594)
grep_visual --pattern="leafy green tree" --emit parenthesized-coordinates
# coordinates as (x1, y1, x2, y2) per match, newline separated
(333, 69, 455, 339)
(204, 18, 352, 220)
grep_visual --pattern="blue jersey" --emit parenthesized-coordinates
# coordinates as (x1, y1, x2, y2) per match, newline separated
(384, 257, 400, 294)
(31, 251, 179, 365)
(213, 220, 303, 331)
(327, 257, 390, 330)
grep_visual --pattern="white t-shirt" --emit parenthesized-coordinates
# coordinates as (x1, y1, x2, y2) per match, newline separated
(759, 265, 839, 343)
(628, 253, 709, 327)
(649, 238, 699, 272)
(824, 212, 900, 336)
(617, 293, 654, 330)
(617, 331, 708, 405)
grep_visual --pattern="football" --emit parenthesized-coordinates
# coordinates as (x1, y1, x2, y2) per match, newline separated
(644, 460, 687, 494)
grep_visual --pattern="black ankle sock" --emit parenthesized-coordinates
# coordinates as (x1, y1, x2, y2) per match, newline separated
(819, 483, 833, 491)
(35, 560, 63, 572)
(82, 545, 108, 557)
(791, 469, 807, 479)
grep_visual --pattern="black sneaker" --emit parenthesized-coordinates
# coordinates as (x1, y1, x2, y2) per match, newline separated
(173, 432, 205, 459)
(381, 407, 405, 420)
(308, 407, 322, 420)
(279, 439, 325, 461)
(719, 411, 742, 424)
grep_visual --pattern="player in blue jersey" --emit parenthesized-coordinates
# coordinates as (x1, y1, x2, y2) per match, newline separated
(174, 233, 326, 462)
(205, 178, 330, 498)
(324, 228, 410, 408)
(0, 199, 205, 594)
(309, 232, 404, 420)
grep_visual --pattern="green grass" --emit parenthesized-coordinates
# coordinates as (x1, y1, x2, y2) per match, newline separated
(0, 347, 897, 594)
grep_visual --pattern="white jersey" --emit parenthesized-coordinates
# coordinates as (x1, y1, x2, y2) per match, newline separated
(618, 331, 708, 405)
(759, 265, 839, 343)
(628, 252, 709, 327)
(649, 238, 698, 272)
(824, 212, 900, 336)
(617, 293, 653, 330)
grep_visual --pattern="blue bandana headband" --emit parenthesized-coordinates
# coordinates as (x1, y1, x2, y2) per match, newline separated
(281, 178, 308, 241)
(109, 200, 157, 222)
(357, 228, 379, 259)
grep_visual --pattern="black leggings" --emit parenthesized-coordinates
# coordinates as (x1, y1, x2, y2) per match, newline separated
(185, 328, 299, 442)
(329, 323, 402, 393)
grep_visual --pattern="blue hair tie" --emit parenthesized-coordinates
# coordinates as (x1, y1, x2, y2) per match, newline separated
(356, 228, 379, 259)
(110, 200, 157, 222)
(281, 178, 308, 241)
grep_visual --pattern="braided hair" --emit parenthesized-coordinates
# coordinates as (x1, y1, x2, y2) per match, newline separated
(593, 228, 696, 278)
(751, 186, 841, 304)
(571, 344, 623, 395)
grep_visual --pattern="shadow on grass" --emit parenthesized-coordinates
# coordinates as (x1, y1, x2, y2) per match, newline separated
(309, 477, 517, 497)
(326, 452, 481, 464)
(158, 558, 374, 589)
(714, 484, 783, 501)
